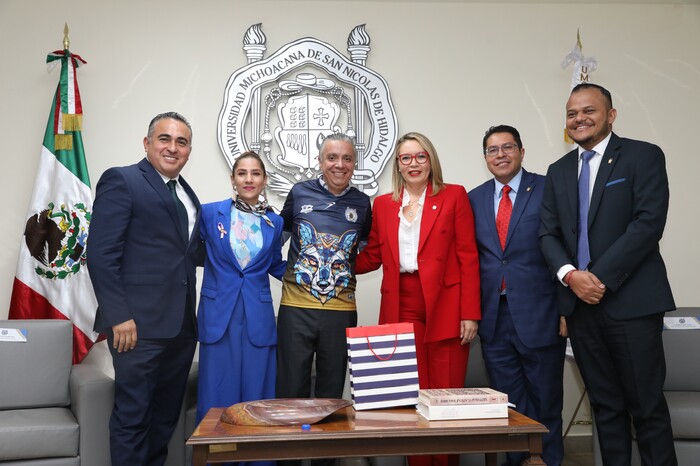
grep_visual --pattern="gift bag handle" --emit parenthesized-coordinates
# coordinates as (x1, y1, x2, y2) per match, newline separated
(366, 332, 398, 361)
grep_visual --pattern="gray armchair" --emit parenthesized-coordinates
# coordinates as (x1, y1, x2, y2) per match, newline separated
(0, 319, 113, 466)
(593, 307, 700, 466)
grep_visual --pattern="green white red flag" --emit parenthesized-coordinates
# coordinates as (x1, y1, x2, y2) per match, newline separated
(9, 49, 100, 364)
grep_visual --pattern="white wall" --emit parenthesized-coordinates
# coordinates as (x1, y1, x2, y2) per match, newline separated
(2, 0, 699, 436)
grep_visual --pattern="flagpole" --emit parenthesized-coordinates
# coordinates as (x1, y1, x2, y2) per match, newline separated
(577, 28, 582, 51)
(64, 23, 70, 50)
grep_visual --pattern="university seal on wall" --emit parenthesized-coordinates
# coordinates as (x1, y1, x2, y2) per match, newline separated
(217, 24, 398, 197)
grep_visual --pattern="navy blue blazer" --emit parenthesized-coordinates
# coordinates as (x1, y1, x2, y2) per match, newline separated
(197, 199, 286, 346)
(89, 158, 202, 338)
(539, 133, 675, 318)
(469, 169, 560, 348)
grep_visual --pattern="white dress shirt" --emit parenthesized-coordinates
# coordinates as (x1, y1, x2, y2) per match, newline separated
(398, 187, 427, 273)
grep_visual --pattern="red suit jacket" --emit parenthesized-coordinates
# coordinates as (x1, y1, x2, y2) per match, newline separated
(355, 183, 481, 342)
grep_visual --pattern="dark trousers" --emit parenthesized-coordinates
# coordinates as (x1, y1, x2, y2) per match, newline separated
(276, 306, 356, 466)
(567, 305, 676, 466)
(276, 305, 357, 399)
(108, 324, 196, 466)
(482, 296, 565, 466)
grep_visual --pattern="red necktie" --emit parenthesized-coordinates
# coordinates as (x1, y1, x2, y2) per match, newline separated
(496, 185, 512, 250)
(496, 185, 512, 291)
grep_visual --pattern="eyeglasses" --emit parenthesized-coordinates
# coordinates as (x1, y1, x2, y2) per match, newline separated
(484, 143, 518, 157)
(397, 152, 430, 165)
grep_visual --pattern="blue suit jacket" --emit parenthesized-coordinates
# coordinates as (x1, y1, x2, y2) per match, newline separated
(197, 199, 286, 346)
(469, 169, 560, 348)
(89, 158, 203, 338)
(539, 133, 675, 318)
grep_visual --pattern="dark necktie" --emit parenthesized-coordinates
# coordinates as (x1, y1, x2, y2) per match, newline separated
(577, 150, 596, 270)
(496, 185, 512, 291)
(167, 180, 189, 242)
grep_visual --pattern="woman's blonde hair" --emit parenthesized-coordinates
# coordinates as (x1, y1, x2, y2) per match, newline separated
(391, 132, 445, 201)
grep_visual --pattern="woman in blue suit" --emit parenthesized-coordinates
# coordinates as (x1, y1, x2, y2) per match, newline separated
(197, 151, 286, 427)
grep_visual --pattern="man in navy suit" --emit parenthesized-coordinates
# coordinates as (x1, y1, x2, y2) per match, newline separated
(469, 125, 566, 466)
(88, 112, 202, 466)
(540, 84, 677, 465)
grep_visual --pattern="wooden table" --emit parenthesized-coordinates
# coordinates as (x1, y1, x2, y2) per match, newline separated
(188, 406, 547, 466)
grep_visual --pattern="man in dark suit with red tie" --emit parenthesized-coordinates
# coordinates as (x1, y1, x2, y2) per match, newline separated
(88, 112, 202, 466)
(539, 84, 677, 466)
(469, 125, 565, 466)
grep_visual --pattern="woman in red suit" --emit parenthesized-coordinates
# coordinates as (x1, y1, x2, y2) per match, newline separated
(355, 132, 481, 466)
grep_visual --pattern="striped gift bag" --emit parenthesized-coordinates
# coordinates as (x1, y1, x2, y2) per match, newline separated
(346, 322, 419, 410)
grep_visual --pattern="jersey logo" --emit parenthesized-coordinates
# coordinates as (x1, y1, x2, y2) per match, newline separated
(345, 207, 358, 222)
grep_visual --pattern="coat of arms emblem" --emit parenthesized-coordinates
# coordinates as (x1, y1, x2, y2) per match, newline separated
(217, 24, 398, 197)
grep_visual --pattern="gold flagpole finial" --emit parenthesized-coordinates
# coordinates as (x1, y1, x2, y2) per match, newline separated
(63, 23, 70, 50)
(576, 28, 582, 50)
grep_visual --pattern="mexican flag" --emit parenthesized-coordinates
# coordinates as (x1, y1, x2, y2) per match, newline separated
(9, 49, 100, 364)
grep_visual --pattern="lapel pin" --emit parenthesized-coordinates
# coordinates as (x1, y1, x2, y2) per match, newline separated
(526, 186, 532, 192)
(608, 158, 612, 164)
(432, 205, 437, 210)
(217, 222, 228, 239)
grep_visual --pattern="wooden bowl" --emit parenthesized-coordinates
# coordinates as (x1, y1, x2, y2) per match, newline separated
(220, 398, 352, 426)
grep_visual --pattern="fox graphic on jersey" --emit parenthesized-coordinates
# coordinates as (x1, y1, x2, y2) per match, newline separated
(295, 220, 357, 304)
(280, 178, 372, 311)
